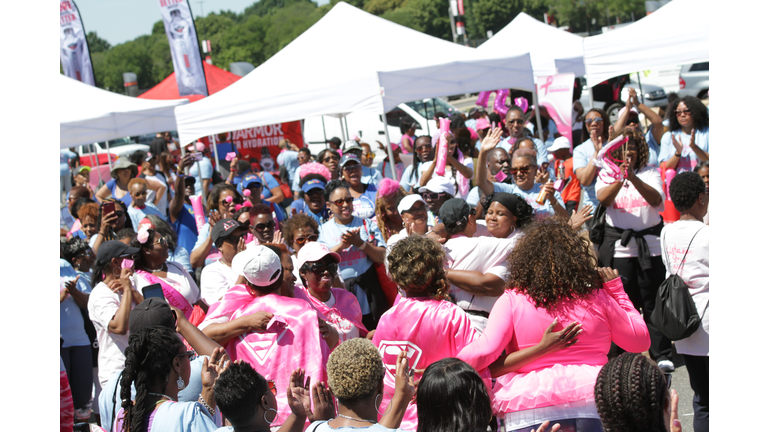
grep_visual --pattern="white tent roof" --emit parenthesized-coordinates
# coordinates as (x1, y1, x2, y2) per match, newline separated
(60, 75, 188, 149)
(583, 0, 708, 87)
(174, 2, 535, 145)
(478, 12, 585, 77)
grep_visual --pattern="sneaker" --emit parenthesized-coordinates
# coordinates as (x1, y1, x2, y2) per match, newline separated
(658, 360, 675, 372)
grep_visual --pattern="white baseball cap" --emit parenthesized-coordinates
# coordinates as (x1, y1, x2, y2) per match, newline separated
(397, 194, 427, 214)
(548, 136, 572, 153)
(418, 176, 456, 197)
(231, 245, 283, 287)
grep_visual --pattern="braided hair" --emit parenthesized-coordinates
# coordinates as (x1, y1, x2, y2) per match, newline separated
(120, 326, 184, 432)
(594, 352, 668, 432)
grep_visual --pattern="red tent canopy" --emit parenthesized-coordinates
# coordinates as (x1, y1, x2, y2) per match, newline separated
(138, 62, 241, 102)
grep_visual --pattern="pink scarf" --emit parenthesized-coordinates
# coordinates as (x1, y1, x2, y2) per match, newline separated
(205, 287, 330, 427)
(134, 269, 194, 320)
(294, 285, 367, 345)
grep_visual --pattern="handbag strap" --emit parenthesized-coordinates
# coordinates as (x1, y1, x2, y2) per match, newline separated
(663, 226, 704, 276)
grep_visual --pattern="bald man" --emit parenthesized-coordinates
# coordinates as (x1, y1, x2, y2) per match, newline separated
(467, 147, 511, 208)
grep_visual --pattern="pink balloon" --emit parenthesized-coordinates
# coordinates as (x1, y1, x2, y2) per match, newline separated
(476, 91, 492, 108)
(514, 97, 529, 114)
(493, 89, 510, 117)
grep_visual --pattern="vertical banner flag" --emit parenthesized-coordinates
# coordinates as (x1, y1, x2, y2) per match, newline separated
(536, 73, 575, 150)
(158, 0, 208, 97)
(60, 0, 95, 86)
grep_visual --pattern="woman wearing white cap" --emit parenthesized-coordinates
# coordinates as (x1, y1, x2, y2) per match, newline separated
(294, 242, 369, 345)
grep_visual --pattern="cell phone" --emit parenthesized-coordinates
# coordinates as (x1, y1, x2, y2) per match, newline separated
(225, 152, 237, 161)
(190, 152, 203, 162)
(121, 258, 134, 269)
(102, 201, 115, 216)
(494, 170, 508, 182)
(142, 283, 165, 301)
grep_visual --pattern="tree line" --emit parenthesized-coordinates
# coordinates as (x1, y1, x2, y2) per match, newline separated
(83, 0, 645, 93)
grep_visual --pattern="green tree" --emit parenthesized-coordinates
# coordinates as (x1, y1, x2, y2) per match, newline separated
(86, 31, 111, 53)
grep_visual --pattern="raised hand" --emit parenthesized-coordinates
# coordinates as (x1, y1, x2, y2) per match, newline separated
(393, 350, 416, 404)
(309, 380, 335, 421)
(671, 134, 683, 154)
(669, 389, 681, 432)
(201, 347, 230, 390)
(286, 368, 312, 418)
(480, 126, 504, 152)
(597, 267, 620, 283)
(272, 230, 283, 244)
(569, 205, 594, 230)
(236, 237, 247, 254)
(535, 166, 550, 184)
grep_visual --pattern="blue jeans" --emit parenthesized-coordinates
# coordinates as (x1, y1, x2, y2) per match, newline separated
(508, 418, 604, 432)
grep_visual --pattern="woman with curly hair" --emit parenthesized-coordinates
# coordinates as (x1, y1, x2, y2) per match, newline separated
(115, 326, 227, 432)
(573, 108, 611, 212)
(659, 96, 709, 173)
(594, 353, 681, 432)
(457, 217, 650, 432)
(596, 129, 672, 372)
(309, 338, 415, 431)
(372, 235, 484, 431)
(282, 213, 320, 279)
(374, 178, 406, 243)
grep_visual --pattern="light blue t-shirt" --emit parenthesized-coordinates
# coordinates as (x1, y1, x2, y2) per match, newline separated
(99, 355, 210, 429)
(361, 165, 383, 186)
(399, 162, 425, 193)
(60, 259, 93, 348)
(127, 202, 164, 232)
(658, 127, 710, 173)
(189, 156, 214, 196)
(492, 182, 565, 219)
(467, 186, 482, 207)
(277, 150, 300, 184)
(499, 136, 548, 166)
(291, 169, 302, 192)
(60, 149, 77, 177)
(573, 138, 600, 211)
(352, 184, 378, 220)
(290, 199, 330, 224)
(169, 247, 193, 274)
(646, 129, 660, 168)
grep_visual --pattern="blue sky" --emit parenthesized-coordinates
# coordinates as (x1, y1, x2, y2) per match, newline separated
(74, 0, 329, 46)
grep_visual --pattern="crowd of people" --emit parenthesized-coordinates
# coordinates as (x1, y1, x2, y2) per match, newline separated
(59, 92, 708, 432)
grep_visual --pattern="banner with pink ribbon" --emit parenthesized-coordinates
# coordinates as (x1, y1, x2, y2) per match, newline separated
(536, 73, 575, 150)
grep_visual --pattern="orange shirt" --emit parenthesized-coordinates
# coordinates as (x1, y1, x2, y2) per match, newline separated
(555, 158, 581, 203)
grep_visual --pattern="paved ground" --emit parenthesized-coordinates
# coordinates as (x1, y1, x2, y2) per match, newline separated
(668, 347, 696, 431)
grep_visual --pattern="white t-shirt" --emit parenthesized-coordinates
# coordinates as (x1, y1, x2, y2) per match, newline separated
(418, 157, 475, 200)
(200, 260, 239, 306)
(132, 262, 201, 308)
(595, 165, 665, 258)
(660, 221, 709, 356)
(87, 281, 134, 387)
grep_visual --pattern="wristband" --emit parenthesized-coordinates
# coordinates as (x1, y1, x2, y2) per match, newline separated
(674, 153, 682, 157)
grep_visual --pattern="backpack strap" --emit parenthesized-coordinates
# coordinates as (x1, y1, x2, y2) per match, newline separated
(666, 226, 704, 276)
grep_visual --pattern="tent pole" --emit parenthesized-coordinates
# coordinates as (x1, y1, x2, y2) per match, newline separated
(338, 118, 346, 142)
(636, 72, 649, 129)
(381, 109, 398, 180)
(89, 144, 103, 187)
(104, 140, 113, 172)
(321, 116, 328, 147)
(196, 159, 208, 208)
(532, 91, 545, 143)
(587, 86, 594, 110)
(211, 134, 222, 177)
(344, 117, 351, 140)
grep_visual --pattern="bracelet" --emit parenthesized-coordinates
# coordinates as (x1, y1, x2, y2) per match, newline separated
(198, 394, 215, 416)
(674, 153, 682, 157)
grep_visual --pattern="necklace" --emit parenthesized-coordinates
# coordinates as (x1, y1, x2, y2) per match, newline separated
(144, 263, 165, 272)
(337, 414, 377, 424)
(148, 392, 176, 402)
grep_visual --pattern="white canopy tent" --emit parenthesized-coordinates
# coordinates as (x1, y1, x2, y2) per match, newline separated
(60, 74, 188, 149)
(583, 0, 709, 87)
(174, 2, 535, 147)
(478, 12, 585, 77)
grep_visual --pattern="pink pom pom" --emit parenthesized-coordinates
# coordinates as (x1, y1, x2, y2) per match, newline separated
(242, 189, 251, 197)
(242, 201, 253, 208)
(234, 204, 242, 211)
(299, 162, 332, 182)
(376, 178, 401, 198)
(225, 196, 233, 203)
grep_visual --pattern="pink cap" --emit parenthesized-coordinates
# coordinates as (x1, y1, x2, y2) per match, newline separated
(184, 141, 206, 152)
(618, 106, 639, 118)
(476, 117, 491, 130)
(296, 242, 340, 271)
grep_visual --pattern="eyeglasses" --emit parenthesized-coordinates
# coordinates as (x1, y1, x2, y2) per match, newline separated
(294, 234, 318, 245)
(365, 152, 376, 158)
(331, 197, 354, 206)
(507, 119, 525, 125)
(306, 262, 338, 276)
(323, 156, 340, 162)
(675, 109, 691, 116)
(222, 233, 246, 244)
(664, 373, 672, 389)
(153, 237, 168, 247)
(266, 380, 277, 396)
(510, 166, 533, 175)
(342, 163, 362, 172)
(253, 220, 276, 231)
(585, 118, 604, 125)
(114, 211, 125, 217)
(422, 192, 447, 201)
(415, 144, 432, 151)
(176, 350, 195, 361)
(306, 189, 324, 198)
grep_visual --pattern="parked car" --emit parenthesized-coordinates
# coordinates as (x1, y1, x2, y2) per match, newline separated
(574, 76, 668, 125)
(74, 137, 150, 167)
(678, 62, 709, 100)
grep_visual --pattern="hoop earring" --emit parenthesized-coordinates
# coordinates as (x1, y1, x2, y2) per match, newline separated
(113, 267, 121, 278)
(374, 392, 392, 417)
(264, 407, 278, 424)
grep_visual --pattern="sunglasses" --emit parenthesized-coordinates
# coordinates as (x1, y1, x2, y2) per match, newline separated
(307, 261, 338, 276)
(365, 152, 376, 158)
(585, 118, 604, 125)
(176, 350, 195, 361)
(153, 237, 168, 247)
(331, 197, 355, 206)
(266, 380, 277, 396)
(510, 166, 533, 175)
(114, 211, 125, 217)
(323, 156, 340, 162)
(294, 234, 318, 245)
(507, 119, 525, 125)
(422, 192, 447, 201)
(253, 220, 276, 231)
(627, 116, 639, 124)
(342, 164, 362, 172)
(675, 109, 691, 116)
(415, 144, 432, 151)
(222, 233, 247, 244)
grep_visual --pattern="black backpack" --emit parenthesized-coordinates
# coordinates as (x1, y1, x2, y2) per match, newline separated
(651, 227, 707, 341)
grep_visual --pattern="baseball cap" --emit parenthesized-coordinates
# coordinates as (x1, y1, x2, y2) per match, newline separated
(340, 153, 362, 167)
(185, 141, 206, 152)
(439, 198, 471, 227)
(475, 117, 491, 130)
(241, 174, 263, 189)
(397, 194, 426, 214)
(418, 176, 456, 196)
(296, 242, 340, 270)
(183, 176, 196, 187)
(548, 136, 572, 153)
(75, 165, 91, 175)
(96, 240, 140, 265)
(231, 245, 283, 287)
(342, 140, 363, 153)
(211, 218, 246, 245)
(129, 298, 175, 333)
(618, 106, 640, 119)
(327, 137, 342, 147)
(301, 178, 327, 193)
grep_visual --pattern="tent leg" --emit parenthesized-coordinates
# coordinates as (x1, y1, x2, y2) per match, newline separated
(211, 134, 223, 177)
(532, 91, 545, 143)
(89, 144, 103, 188)
(104, 140, 113, 172)
(381, 109, 398, 180)
(321, 116, 328, 147)
(587, 87, 594, 110)
(338, 118, 346, 142)
(636, 72, 649, 130)
(196, 159, 208, 209)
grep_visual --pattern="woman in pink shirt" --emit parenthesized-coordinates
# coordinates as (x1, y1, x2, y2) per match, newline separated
(458, 217, 650, 432)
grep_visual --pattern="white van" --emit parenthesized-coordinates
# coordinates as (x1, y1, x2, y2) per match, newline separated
(303, 98, 461, 155)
